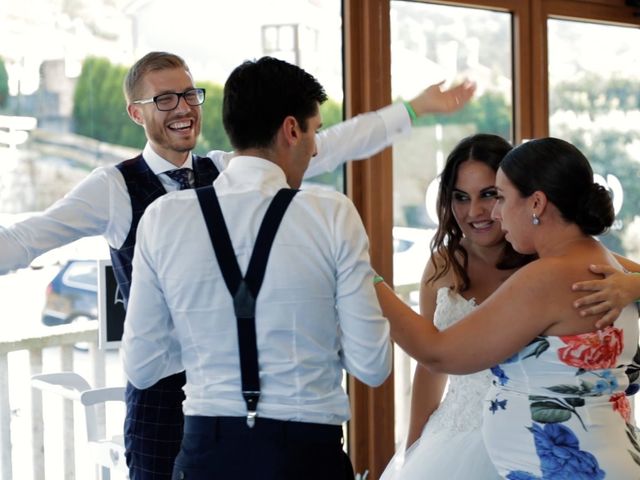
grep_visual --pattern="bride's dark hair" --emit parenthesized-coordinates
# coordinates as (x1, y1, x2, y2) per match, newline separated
(426, 134, 535, 292)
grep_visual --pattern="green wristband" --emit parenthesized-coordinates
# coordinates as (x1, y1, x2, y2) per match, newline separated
(373, 275, 385, 285)
(403, 101, 418, 124)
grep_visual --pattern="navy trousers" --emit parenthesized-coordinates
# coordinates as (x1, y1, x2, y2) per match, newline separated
(124, 371, 186, 480)
(172, 416, 356, 480)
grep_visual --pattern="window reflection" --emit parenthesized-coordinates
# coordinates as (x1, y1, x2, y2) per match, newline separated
(548, 19, 640, 260)
(390, 0, 513, 453)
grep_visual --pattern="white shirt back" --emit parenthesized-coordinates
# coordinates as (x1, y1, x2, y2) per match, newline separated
(123, 156, 391, 425)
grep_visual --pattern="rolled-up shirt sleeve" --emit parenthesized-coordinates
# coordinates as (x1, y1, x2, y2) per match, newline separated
(121, 203, 183, 389)
(333, 197, 392, 387)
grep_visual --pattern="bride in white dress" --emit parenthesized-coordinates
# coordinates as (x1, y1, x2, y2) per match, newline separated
(394, 288, 504, 479)
(384, 288, 500, 479)
(382, 134, 531, 479)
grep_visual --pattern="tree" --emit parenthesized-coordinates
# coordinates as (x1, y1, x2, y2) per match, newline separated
(551, 74, 640, 255)
(320, 99, 343, 129)
(73, 57, 145, 149)
(412, 90, 512, 140)
(0, 57, 9, 110)
(301, 99, 345, 189)
(196, 81, 230, 153)
(551, 74, 640, 120)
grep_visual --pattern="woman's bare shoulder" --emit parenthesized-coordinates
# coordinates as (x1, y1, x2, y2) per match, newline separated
(497, 257, 558, 295)
(505, 251, 610, 294)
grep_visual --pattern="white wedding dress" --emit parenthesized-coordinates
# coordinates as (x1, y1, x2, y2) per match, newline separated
(381, 287, 501, 480)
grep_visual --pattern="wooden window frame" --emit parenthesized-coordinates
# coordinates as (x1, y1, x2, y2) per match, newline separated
(342, 1, 640, 477)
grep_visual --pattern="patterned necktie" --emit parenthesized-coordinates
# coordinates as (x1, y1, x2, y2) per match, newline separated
(165, 168, 192, 190)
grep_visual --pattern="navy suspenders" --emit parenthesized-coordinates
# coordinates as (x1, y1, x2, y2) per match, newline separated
(196, 185, 299, 427)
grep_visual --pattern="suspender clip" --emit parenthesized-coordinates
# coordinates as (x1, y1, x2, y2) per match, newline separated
(243, 390, 260, 428)
(246, 409, 257, 428)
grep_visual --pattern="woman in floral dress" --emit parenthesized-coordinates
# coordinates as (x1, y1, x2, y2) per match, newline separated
(484, 322, 639, 478)
(377, 137, 640, 478)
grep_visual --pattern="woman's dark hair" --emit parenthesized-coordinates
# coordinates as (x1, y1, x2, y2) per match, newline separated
(427, 134, 534, 292)
(500, 137, 614, 236)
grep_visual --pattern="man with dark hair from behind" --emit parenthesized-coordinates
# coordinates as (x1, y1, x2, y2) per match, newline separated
(123, 56, 392, 479)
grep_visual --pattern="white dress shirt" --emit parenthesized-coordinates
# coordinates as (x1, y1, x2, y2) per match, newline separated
(0, 103, 410, 273)
(122, 156, 392, 425)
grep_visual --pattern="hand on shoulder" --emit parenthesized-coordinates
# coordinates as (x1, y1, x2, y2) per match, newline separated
(572, 263, 640, 329)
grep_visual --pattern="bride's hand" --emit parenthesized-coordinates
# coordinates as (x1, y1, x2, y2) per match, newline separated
(572, 264, 640, 329)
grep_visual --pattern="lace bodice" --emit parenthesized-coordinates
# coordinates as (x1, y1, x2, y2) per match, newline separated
(421, 287, 492, 436)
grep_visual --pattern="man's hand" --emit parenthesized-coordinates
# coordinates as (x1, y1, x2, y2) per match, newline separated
(409, 80, 476, 116)
(572, 264, 640, 329)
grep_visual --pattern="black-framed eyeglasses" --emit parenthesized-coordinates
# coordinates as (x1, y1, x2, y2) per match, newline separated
(132, 88, 206, 111)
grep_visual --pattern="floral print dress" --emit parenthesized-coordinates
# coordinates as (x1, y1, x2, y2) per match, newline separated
(483, 303, 640, 479)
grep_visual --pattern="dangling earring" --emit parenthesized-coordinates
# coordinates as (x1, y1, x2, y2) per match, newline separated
(532, 213, 540, 225)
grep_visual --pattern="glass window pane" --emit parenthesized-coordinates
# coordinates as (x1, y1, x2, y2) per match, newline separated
(547, 18, 640, 419)
(390, 0, 513, 454)
(548, 19, 640, 260)
(0, 0, 342, 476)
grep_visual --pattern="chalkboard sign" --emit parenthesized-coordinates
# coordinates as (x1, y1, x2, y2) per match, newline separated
(97, 259, 125, 349)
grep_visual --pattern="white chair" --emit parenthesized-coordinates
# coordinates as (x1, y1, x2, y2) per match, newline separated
(31, 372, 128, 479)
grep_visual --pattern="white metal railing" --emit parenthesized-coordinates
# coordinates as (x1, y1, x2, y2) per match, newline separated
(0, 323, 109, 480)
(0, 283, 420, 480)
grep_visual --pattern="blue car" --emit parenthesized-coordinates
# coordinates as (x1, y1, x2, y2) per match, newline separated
(42, 260, 98, 326)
